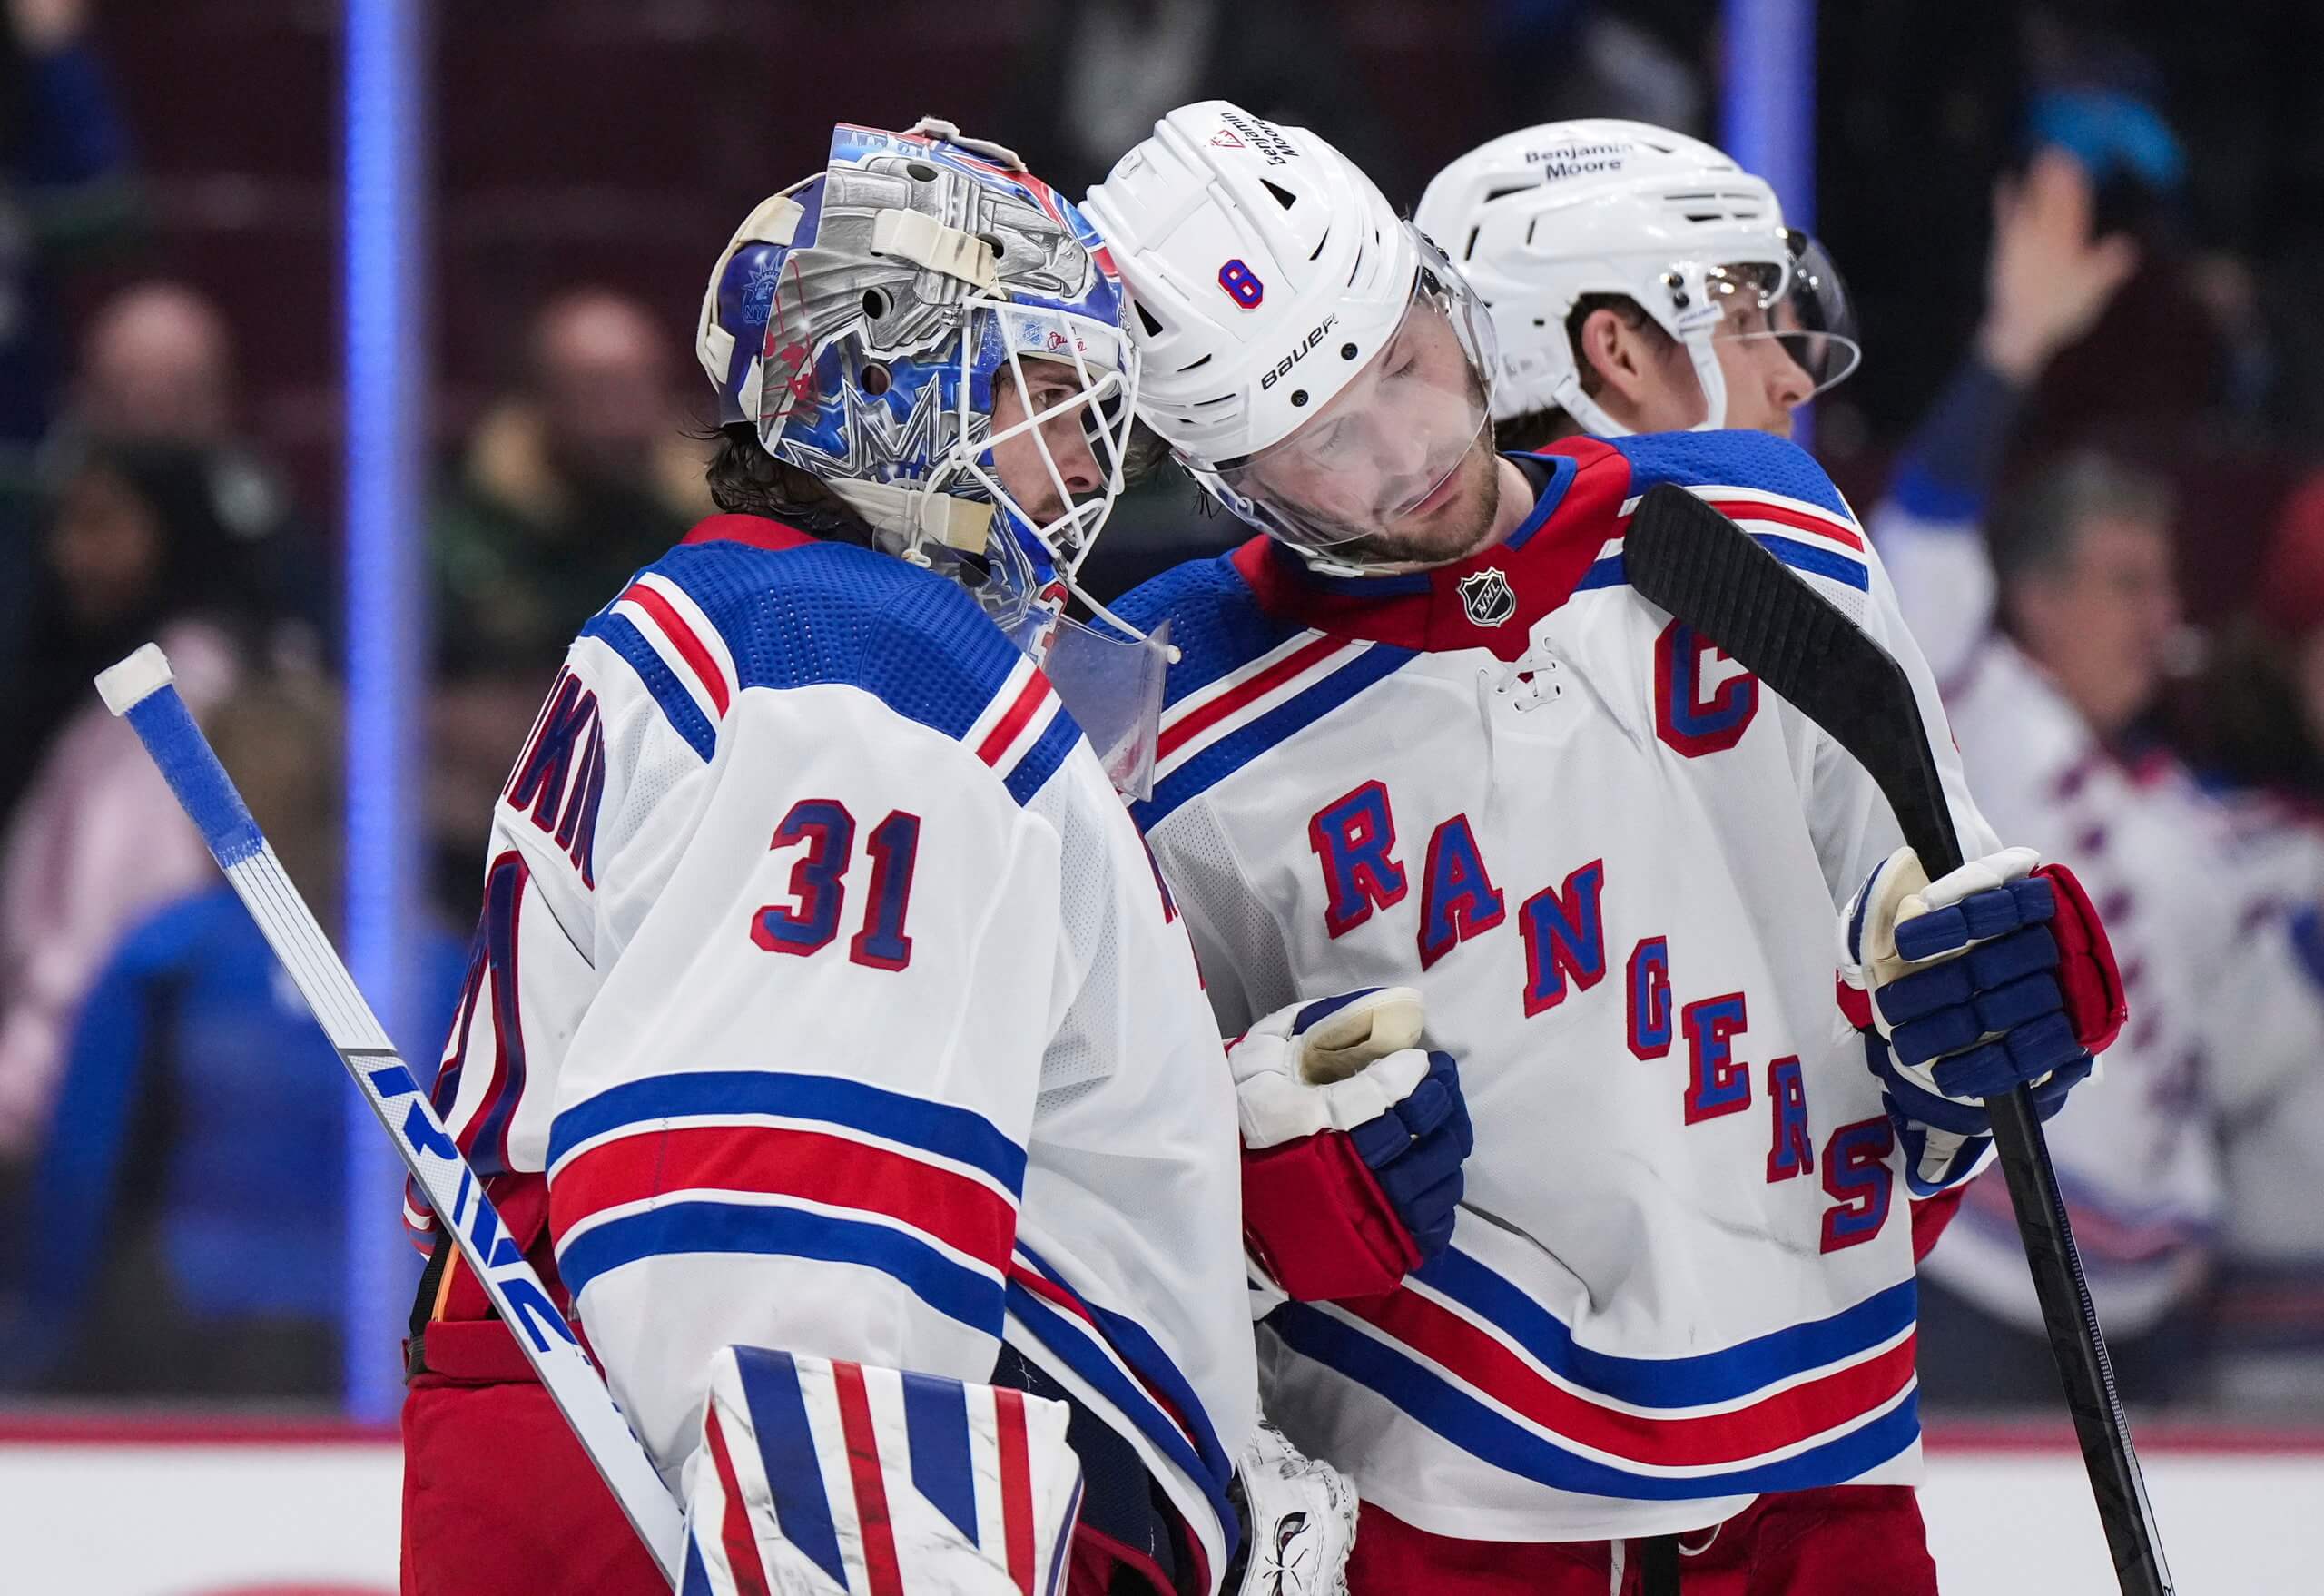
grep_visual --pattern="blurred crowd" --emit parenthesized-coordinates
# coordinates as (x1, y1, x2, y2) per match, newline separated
(3, 0, 2324, 1421)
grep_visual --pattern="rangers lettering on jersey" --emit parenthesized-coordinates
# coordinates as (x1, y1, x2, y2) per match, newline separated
(1115, 430, 1999, 1543)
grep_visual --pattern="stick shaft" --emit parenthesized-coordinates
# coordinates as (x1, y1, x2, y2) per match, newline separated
(98, 647, 684, 1581)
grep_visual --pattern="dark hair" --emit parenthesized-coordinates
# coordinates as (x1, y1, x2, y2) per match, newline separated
(704, 415, 1182, 536)
(701, 422, 870, 542)
(1988, 450, 2176, 588)
(1495, 292, 1678, 450)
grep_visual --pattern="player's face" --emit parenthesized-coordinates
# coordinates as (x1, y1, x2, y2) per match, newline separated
(1234, 300, 1505, 568)
(2015, 512, 2181, 735)
(1584, 273, 1817, 438)
(1704, 296, 1817, 437)
(988, 356, 1105, 528)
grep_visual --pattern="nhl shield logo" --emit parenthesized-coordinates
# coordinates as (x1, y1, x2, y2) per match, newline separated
(1458, 567, 1517, 626)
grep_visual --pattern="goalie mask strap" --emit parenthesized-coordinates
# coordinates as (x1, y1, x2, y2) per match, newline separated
(871, 206, 1000, 292)
(825, 477, 997, 554)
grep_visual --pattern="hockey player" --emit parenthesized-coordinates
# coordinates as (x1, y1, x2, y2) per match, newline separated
(1411, 121, 1965, 1265)
(1083, 104, 2123, 1593)
(1411, 120, 1857, 448)
(399, 121, 1469, 1596)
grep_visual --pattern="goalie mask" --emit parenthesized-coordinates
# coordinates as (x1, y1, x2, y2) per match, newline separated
(697, 120, 1172, 797)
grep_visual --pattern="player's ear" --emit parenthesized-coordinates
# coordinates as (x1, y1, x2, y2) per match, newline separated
(1576, 306, 1654, 415)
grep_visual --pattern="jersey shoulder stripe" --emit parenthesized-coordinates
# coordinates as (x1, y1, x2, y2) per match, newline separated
(1608, 430, 1853, 520)
(579, 522, 1086, 803)
(1593, 433, 1869, 592)
(964, 655, 1079, 806)
(1119, 552, 1417, 828)
(581, 608, 721, 759)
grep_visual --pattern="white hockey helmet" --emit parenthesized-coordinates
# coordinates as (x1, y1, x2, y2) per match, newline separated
(1414, 119, 1860, 437)
(1083, 102, 1501, 561)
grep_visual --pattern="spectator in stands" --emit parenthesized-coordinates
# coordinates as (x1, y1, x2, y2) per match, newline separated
(46, 279, 326, 656)
(0, 0, 138, 459)
(0, 444, 290, 1165)
(1869, 151, 2324, 1408)
(70, 278, 238, 445)
(433, 287, 708, 681)
(428, 288, 707, 912)
(2172, 474, 2324, 1409)
(3, 674, 464, 1398)
(0, 0, 140, 773)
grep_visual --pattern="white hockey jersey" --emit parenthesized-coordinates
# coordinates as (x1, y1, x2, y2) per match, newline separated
(415, 514, 1255, 1585)
(1114, 432, 1999, 1544)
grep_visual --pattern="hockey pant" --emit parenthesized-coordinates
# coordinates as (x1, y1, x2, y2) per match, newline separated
(399, 1318, 1205, 1596)
(1344, 1488, 1938, 1596)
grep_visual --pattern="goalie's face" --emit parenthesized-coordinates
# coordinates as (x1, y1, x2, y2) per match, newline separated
(987, 354, 1107, 529)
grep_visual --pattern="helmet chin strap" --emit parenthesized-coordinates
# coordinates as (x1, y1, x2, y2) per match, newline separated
(1547, 322, 1733, 438)
(1679, 324, 1731, 432)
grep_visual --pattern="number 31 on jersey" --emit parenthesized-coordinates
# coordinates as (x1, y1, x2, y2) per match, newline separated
(750, 798, 921, 972)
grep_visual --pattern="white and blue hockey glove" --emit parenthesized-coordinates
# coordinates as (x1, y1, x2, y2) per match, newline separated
(1230, 988, 1472, 1302)
(1841, 845, 2126, 1190)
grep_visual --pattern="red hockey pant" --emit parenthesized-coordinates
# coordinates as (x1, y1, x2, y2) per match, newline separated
(400, 1321, 1187, 1596)
(400, 1323, 666, 1596)
(1346, 1487, 1939, 1595)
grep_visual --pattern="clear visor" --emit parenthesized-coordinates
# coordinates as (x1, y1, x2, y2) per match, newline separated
(955, 299, 1142, 588)
(1217, 237, 1499, 555)
(1709, 230, 1862, 397)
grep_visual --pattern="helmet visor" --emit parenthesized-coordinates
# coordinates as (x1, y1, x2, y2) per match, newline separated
(1216, 230, 1499, 555)
(1710, 230, 1861, 396)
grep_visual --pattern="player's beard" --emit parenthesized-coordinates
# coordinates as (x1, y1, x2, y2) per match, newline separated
(1317, 430, 1504, 572)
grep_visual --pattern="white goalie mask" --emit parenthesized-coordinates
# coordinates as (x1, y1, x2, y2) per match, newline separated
(1084, 102, 1501, 572)
(696, 120, 1175, 797)
(1414, 118, 1861, 437)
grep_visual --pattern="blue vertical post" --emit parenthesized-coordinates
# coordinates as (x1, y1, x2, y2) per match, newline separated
(1722, 0, 1817, 445)
(342, 0, 428, 1424)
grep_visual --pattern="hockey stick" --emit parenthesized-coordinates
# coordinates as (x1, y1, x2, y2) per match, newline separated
(95, 644, 686, 1583)
(1623, 484, 2172, 1596)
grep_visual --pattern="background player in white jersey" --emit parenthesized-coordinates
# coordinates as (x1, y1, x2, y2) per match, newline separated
(1856, 148, 2324, 1406)
(1083, 104, 2124, 1593)
(399, 120, 1470, 1596)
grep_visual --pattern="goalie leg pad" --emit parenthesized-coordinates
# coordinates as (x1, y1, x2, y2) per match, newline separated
(684, 1345, 1084, 1596)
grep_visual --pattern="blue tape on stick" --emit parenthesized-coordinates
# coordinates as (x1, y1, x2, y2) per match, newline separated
(123, 686, 264, 869)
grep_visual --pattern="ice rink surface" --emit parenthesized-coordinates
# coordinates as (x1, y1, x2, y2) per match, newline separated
(4, 1418, 2319, 1592)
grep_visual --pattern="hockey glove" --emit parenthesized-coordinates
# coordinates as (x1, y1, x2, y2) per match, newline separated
(1227, 1421, 1357, 1596)
(1841, 844, 2123, 1188)
(1231, 987, 1472, 1303)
